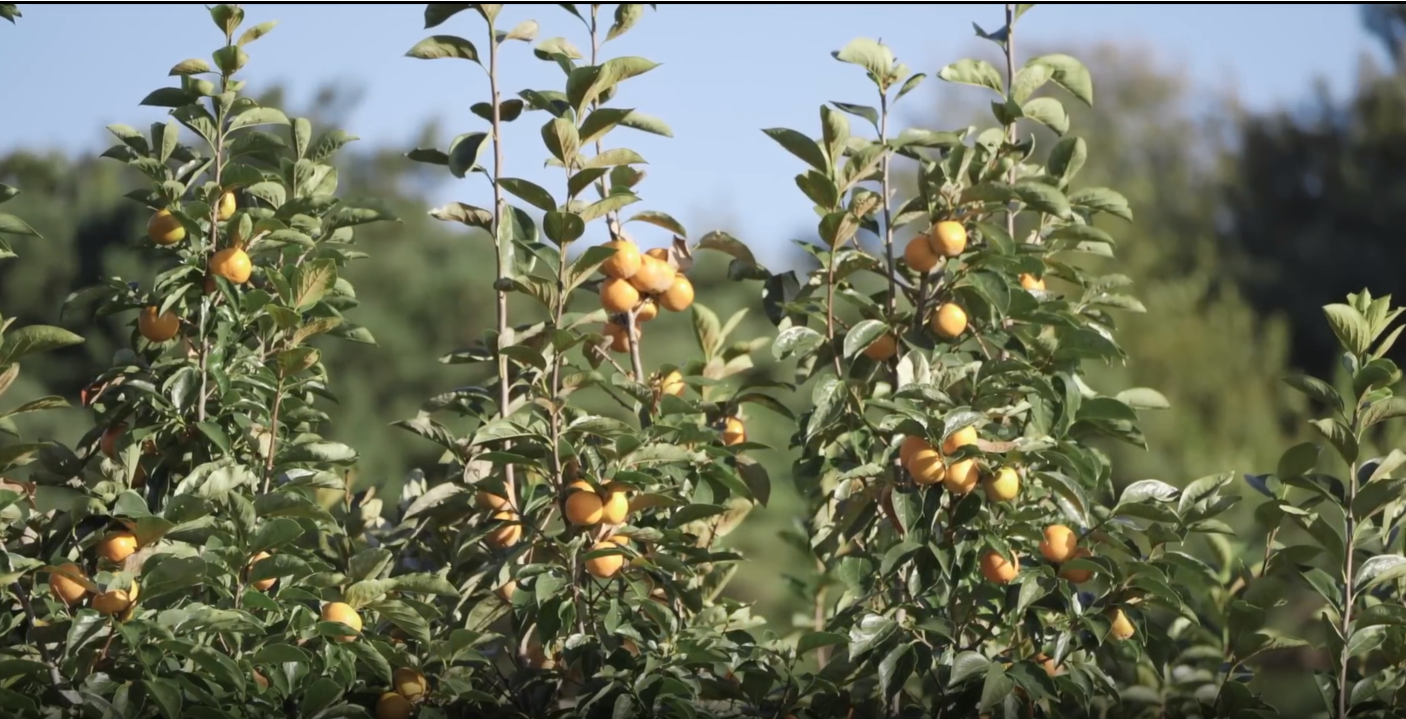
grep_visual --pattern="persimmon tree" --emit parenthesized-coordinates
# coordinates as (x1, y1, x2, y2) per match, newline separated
(747, 5, 1245, 717)
(388, 3, 783, 717)
(0, 5, 420, 717)
(0, 3, 1354, 719)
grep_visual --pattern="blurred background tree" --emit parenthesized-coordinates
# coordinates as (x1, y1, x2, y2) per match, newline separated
(1221, 4, 1406, 378)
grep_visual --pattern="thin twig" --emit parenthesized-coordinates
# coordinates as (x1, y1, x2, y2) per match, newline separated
(487, 15, 518, 506)
(11, 582, 76, 705)
(261, 377, 284, 494)
(625, 309, 650, 429)
(879, 85, 900, 343)
(1004, 3, 1018, 243)
(825, 249, 844, 379)
(1339, 458, 1359, 719)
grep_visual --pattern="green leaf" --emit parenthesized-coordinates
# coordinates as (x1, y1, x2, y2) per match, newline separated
(293, 259, 337, 313)
(500, 19, 538, 42)
(145, 678, 183, 719)
(1030, 53, 1094, 106)
(582, 148, 645, 170)
(1118, 479, 1179, 505)
(847, 614, 897, 658)
(843, 319, 890, 359)
(168, 58, 212, 76)
(1357, 554, 1406, 592)
(142, 556, 207, 600)
(309, 130, 360, 163)
(0, 325, 84, 365)
(475, 4, 503, 23)
(938, 58, 1004, 95)
(1021, 97, 1068, 135)
(406, 35, 481, 62)
(424, 3, 471, 28)
(541, 118, 580, 165)
(250, 517, 304, 555)
(545, 211, 587, 246)
(1358, 604, 1406, 629)
(667, 504, 728, 528)
(566, 243, 613, 288)
(430, 202, 493, 229)
(1014, 181, 1070, 218)
(1115, 387, 1169, 410)
(761, 128, 828, 173)
(626, 210, 686, 237)
(832, 37, 895, 81)
(1282, 374, 1345, 414)
(0, 213, 39, 238)
(950, 651, 990, 686)
(299, 678, 345, 718)
(1068, 187, 1133, 222)
(247, 553, 309, 585)
(139, 88, 194, 108)
(343, 641, 393, 685)
(1310, 418, 1358, 464)
(1362, 396, 1406, 429)
(878, 643, 916, 701)
(212, 44, 249, 74)
(349, 548, 395, 583)
(1324, 303, 1372, 356)
(980, 663, 1015, 709)
(1048, 136, 1087, 184)
(237, 20, 277, 46)
(578, 107, 633, 145)
(391, 573, 459, 596)
(500, 178, 556, 212)
(797, 631, 847, 656)
(896, 72, 926, 101)
(1077, 397, 1137, 423)
(1, 395, 68, 418)
(606, 3, 644, 41)
(187, 645, 245, 692)
(448, 132, 490, 178)
(581, 191, 639, 222)
(253, 643, 312, 666)
(619, 111, 673, 137)
(567, 56, 660, 114)
(279, 441, 358, 464)
(245, 181, 286, 208)
(1353, 477, 1406, 520)
(1277, 442, 1321, 479)
(773, 326, 825, 361)
(1011, 62, 1052, 103)
(831, 102, 878, 129)
(228, 107, 289, 132)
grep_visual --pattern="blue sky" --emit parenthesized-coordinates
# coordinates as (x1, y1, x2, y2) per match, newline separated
(1, 3, 1372, 268)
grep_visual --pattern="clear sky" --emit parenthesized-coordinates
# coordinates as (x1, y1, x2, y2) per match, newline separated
(0, 3, 1373, 268)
